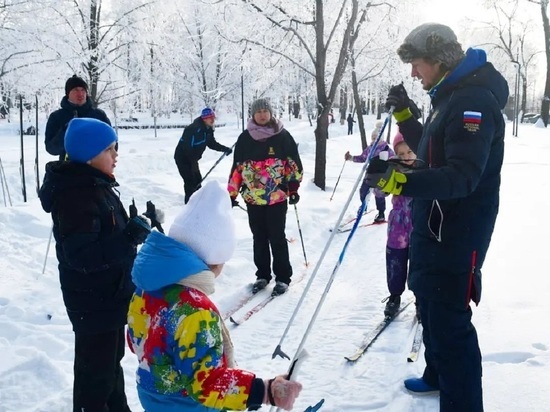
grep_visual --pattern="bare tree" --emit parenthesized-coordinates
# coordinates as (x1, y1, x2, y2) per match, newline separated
(528, 0, 549, 126)
(229, 0, 389, 189)
(478, 1, 543, 121)
(47, 0, 153, 105)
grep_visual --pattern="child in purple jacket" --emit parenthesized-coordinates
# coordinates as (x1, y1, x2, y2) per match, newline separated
(382, 131, 417, 318)
(345, 121, 395, 223)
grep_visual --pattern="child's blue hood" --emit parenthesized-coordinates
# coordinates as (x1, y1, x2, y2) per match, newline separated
(131, 231, 208, 291)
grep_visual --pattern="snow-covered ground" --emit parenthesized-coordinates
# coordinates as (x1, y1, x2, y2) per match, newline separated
(0, 113, 549, 411)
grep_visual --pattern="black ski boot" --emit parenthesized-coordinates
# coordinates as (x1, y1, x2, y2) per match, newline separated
(384, 295, 401, 318)
(252, 279, 268, 294)
(272, 281, 289, 296)
(374, 212, 385, 223)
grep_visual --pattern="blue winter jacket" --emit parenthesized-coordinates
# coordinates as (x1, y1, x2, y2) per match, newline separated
(398, 48, 509, 307)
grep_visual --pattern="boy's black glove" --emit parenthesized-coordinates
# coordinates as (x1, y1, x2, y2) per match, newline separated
(129, 199, 138, 219)
(231, 197, 239, 208)
(385, 84, 410, 112)
(124, 216, 151, 245)
(144, 200, 165, 233)
(224, 147, 233, 156)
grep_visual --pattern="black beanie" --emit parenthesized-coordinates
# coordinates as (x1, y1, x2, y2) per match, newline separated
(65, 75, 88, 96)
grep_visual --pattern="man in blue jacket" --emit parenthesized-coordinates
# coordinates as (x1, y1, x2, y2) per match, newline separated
(174, 108, 232, 203)
(45, 75, 111, 160)
(365, 23, 508, 411)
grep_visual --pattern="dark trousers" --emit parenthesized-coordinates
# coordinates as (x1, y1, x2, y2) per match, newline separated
(347, 125, 353, 135)
(246, 201, 292, 284)
(73, 327, 131, 412)
(418, 297, 483, 412)
(176, 160, 202, 203)
(386, 246, 408, 296)
(375, 196, 386, 214)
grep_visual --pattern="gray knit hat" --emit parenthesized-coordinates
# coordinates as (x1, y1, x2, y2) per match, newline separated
(397, 23, 465, 69)
(251, 98, 272, 115)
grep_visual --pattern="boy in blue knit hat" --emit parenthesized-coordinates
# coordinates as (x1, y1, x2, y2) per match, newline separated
(174, 107, 233, 203)
(39, 117, 155, 411)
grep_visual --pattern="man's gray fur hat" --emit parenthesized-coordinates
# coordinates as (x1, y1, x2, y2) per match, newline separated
(397, 23, 465, 69)
(251, 98, 272, 115)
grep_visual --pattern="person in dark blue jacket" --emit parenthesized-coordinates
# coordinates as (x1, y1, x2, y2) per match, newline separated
(45, 75, 111, 160)
(174, 107, 232, 203)
(39, 118, 153, 411)
(365, 23, 508, 411)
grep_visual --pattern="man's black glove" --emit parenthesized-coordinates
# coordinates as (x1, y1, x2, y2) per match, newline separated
(231, 198, 239, 208)
(365, 157, 407, 195)
(224, 147, 233, 156)
(144, 201, 165, 234)
(288, 193, 300, 205)
(385, 84, 410, 112)
(409, 99, 422, 120)
(124, 216, 151, 245)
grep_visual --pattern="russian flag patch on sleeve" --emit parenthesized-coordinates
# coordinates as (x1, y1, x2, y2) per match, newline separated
(463, 111, 482, 132)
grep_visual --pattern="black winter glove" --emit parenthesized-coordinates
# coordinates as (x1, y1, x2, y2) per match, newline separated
(224, 147, 233, 156)
(124, 216, 151, 245)
(409, 99, 422, 120)
(144, 201, 165, 234)
(231, 198, 240, 208)
(129, 199, 138, 218)
(385, 84, 410, 112)
(288, 193, 300, 205)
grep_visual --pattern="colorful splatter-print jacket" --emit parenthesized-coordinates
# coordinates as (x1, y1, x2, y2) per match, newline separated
(227, 128, 302, 206)
(127, 231, 264, 411)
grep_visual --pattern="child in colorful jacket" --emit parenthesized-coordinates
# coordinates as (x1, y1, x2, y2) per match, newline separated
(345, 121, 395, 223)
(228, 98, 303, 296)
(382, 131, 416, 318)
(127, 181, 302, 412)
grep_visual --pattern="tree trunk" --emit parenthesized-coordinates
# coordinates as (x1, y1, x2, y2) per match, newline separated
(351, 58, 367, 150)
(314, 112, 328, 190)
(540, 0, 550, 126)
(88, 0, 100, 106)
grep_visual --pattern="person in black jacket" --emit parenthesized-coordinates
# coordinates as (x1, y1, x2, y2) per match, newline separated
(45, 75, 111, 160)
(346, 113, 356, 135)
(228, 98, 303, 296)
(39, 118, 153, 412)
(365, 24, 508, 411)
(174, 107, 232, 203)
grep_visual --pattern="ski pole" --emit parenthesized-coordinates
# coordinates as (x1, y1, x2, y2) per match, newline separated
(195, 142, 236, 189)
(41, 225, 53, 275)
(0, 157, 13, 206)
(293, 204, 308, 267)
(271, 108, 394, 361)
(269, 349, 309, 412)
(329, 160, 346, 201)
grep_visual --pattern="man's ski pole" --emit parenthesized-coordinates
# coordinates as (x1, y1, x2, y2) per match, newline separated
(329, 160, 346, 201)
(271, 108, 395, 361)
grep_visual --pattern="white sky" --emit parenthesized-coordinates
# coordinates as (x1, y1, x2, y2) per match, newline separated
(0, 110, 549, 411)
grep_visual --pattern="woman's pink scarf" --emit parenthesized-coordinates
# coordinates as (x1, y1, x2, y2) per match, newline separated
(247, 118, 285, 141)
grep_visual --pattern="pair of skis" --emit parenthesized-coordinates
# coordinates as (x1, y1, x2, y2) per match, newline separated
(345, 299, 423, 363)
(223, 268, 309, 326)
